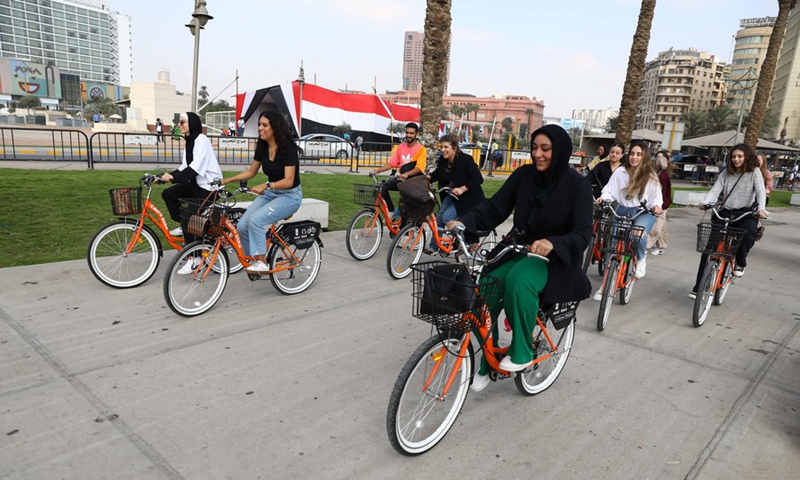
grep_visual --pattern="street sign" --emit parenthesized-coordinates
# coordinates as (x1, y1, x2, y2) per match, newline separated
(661, 122, 684, 152)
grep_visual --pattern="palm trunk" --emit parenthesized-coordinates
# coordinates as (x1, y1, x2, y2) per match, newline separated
(616, 0, 657, 147)
(744, 0, 798, 146)
(419, 0, 452, 172)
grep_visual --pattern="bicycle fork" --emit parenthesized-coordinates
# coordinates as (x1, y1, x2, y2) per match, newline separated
(423, 333, 471, 401)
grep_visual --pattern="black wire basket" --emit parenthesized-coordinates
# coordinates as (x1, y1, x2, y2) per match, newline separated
(109, 187, 142, 216)
(353, 183, 380, 206)
(399, 195, 435, 223)
(410, 261, 501, 331)
(695, 222, 746, 257)
(597, 218, 645, 255)
(180, 199, 229, 238)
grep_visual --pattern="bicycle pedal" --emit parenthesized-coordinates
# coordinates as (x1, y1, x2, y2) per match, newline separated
(247, 273, 262, 281)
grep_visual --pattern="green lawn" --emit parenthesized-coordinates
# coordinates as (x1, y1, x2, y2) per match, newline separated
(0, 168, 506, 268)
(672, 185, 793, 208)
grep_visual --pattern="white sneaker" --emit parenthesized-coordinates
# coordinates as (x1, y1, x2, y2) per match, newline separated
(177, 256, 200, 275)
(650, 248, 664, 256)
(733, 266, 745, 278)
(246, 260, 270, 275)
(635, 258, 646, 278)
(169, 226, 183, 236)
(470, 373, 490, 392)
(592, 288, 603, 301)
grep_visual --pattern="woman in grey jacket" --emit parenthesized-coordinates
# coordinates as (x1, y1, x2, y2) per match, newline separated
(689, 143, 766, 298)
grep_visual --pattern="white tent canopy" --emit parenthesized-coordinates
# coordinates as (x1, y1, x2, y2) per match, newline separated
(682, 130, 800, 152)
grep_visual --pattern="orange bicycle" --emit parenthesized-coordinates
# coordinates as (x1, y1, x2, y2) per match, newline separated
(87, 173, 244, 289)
(386, 187, 496, 279)
(692, 206, 756, 327)
(162, 182, 323, 317)
(582, 203, 611, 275)
(345, 173, 403, 260)
(386, 227, 577, 455)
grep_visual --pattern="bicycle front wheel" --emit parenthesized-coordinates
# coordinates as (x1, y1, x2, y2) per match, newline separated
(597, 257, 619, 331)
(693, 260, 718, 327)
(619, 258, 636, 305)
(163, 241, 229, 317)
(268, 239, 323, 295)
(387, 333, 473, 456)
(714, 260, 732, 306)
(386, 224, 425, 279)
(515, 316, 575, 395)
(346, 209, 383, 260)
(87, 220, 160, 288)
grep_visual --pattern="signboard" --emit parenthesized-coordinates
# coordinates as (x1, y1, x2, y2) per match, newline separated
(740, 17, 776, 28)
(661, 122, 685, 152)
(510, 151, 531, 161)
(569, 155, 584, 165)
(124, 134, 158, 145)
(772, 171, 785, 178)
(683, 164, 697, 171)
(219, 138, 249, 149)
(705, 166, 719, 173)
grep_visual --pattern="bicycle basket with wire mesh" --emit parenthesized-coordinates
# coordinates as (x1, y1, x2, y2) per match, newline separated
(399, 195, 435, 223)
(180, 199, 229, 238)
(353, 183, 381, 206)
(109, 187, 142, 216)
(597, 218, 645, 254)
(695, 222, 746, 257)
(410, 261, 501, 330)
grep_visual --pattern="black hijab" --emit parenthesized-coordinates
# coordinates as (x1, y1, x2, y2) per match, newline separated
(530, 124, 573, 189)
(183, 112, 203, 164)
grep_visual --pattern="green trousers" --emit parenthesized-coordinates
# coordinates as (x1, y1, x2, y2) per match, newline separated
(478, 254, 548, 375)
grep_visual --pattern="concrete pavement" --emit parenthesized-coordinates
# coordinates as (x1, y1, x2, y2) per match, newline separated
(1, 206, 799, 480)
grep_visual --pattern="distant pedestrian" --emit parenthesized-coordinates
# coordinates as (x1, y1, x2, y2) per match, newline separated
(93, 112, 100, 123)
(647, 151, 671, 256)
(229, 120, 236, 137)
(755, 153, 772, 241)
(587, 144, 608, 171)
(356, 135, 363, 154)
(237, 117, 244, 137)
(155, 118, 164, 143)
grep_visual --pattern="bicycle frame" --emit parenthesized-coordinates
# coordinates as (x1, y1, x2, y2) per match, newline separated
(124, 180, 183, 256)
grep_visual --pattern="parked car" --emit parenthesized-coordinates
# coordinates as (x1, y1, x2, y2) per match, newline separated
(295, 134, 356, 160)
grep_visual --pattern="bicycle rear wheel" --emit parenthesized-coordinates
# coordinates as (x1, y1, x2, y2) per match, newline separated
(346, 209, 383, 260)
(597, 257, 619, 331)
(693, 260, 718, 327)
(515, 316, 575, 395)
(268, 239, 323, 295)
(87, 220, 160, 288)
(619, 257, 636, 305)
(713, 260, 732, 306)
(386, 224, 425, 279)
(163, 241, 229, 317)
(387, 332, 473, 456)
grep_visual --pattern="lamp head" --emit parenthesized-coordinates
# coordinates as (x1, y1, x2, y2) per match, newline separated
(185, 17, 204, 36)
(193, 0, 213, 27)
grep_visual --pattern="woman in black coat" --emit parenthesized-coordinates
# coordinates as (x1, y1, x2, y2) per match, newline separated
(426, 133, 485, 252)
(448, 124, 593, 386)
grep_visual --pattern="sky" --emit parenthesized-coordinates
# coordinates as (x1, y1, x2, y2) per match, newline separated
(107, 0, 779, 118)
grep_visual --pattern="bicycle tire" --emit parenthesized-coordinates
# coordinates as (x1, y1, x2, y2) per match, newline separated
(87, 220, 161, 289)
(596, 251, 605, 277)
(163, 241, 229, 317)
(619, 257, 636, 305)
(346, 209, 383, 260)
(693, 260, 718, 327)
(386, 224, 425, 280)
(386, 332, 473, 456)
(597, 257, 619, 331)
(268, 238, 323, 295)
(713, 260, 732, 306)
(581, 235, 595, 274)
(515, 316, 575, 395)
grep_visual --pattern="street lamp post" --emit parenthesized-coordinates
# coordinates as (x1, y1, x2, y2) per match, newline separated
(186, 0, 213, 113)
(297, 61, 305, 137)
(733, 67, 758, 144)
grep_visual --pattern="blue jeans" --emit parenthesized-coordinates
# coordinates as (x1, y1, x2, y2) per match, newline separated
(238, 186, 303, 256)
(616, 206, 655, 260)
(429, 196, 458, 250)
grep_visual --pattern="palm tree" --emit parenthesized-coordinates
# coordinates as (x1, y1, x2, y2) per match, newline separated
(605, 115, 619, 133)
(704, 105, 735, 133)
(745, 0, 798, 147)
(615, 0, 657, 146)
(502, 116, 514, 134)
(198, 85, 210, 109)
(466, 102, 480, 121)
(680, 110, 706, 137)
(524, 107, 534, 138)
(419, 0, 452, 170)
(743, 108, 780, 138)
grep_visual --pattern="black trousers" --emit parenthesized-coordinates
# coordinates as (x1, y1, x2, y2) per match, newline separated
(693, 208, 758, 290)
(381, 162, 417, 212)
(162, 182, 214, 244)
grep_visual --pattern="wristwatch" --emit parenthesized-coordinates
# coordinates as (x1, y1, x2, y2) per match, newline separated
(266, 182, 271, 191)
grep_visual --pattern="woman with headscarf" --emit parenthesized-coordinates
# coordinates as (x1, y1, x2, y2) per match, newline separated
(161, 111, 223, 273)
(447, 124, 593, 390)
(220, 110, 302, 275)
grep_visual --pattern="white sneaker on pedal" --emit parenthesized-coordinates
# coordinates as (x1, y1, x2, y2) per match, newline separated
(635, 258, 647, 278)
(246, 260, 270, 275)
(470, 373, 490, 392)
(177, 256, 200, 275)
(592, 288, 603, 301)
(169, 226, 183, 236)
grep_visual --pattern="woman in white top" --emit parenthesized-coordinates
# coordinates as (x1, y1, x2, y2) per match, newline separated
(597, 142, 663, 280)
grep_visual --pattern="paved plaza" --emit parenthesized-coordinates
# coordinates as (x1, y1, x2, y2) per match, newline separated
(1, 178, 799, 479)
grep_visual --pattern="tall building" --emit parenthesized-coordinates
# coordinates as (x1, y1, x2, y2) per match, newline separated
(635, 48, 727, 133)
(0, 0, 132, 107)
(727, 17, 775, 124)
(402, 30, 449, 93)
(769, 9, 800, 142)
(571, 108, 618, 132)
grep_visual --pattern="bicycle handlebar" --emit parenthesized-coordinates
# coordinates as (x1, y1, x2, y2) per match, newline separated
(447, 225, 549, 265)
(437, 186, 459, 200)
(702, 205, 767, 222)
(598, 199, 658, 220)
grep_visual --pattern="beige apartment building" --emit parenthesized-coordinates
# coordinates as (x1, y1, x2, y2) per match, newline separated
(728, 17, 775, 123)
(635, 48, 727, 133)
(768, 9, 800, 142)
(402, 31, 449, 93)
